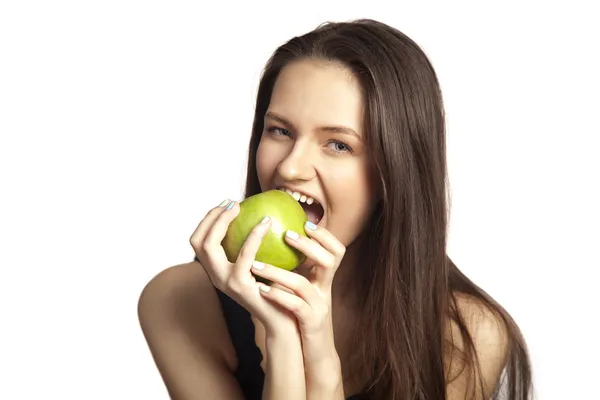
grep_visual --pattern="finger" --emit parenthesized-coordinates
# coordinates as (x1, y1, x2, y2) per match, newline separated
(258, 283, 314, 328)
(232, 216, 272, 281)
(270, 282, 295, 295)
(302, 222, 346, 262)
(251, 260, 323, 309)
(201, 200, 240, 265)
(283, 229, 337, 286)
(189, 199, 233, 252)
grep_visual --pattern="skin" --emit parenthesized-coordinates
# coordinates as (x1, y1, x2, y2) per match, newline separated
(138, 59, 510, 399)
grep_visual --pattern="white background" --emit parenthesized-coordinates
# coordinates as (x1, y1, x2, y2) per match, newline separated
(1, 1, 598, 399)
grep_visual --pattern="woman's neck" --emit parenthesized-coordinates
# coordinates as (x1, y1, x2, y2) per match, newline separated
(331, 244, 363, 308)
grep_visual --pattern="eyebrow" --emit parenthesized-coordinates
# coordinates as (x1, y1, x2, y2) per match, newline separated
(265, 111, 361, 140)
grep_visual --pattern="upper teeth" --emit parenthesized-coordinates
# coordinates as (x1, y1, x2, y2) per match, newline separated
(278, 187, 317, 205)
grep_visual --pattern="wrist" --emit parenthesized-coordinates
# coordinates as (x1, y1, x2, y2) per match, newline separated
(265, 331, 299, 354)
(264, 322, 300, 344)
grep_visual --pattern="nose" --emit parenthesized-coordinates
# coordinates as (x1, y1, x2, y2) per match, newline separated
(276, 140, 316, 182)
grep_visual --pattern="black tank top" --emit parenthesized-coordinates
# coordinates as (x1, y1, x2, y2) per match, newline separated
(214, 287, 368, 399)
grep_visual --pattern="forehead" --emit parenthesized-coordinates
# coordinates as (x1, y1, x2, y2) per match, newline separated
(268, 59, 364, 134)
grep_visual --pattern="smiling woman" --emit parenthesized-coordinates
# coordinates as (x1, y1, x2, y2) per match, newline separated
(137, 18, 533, 400)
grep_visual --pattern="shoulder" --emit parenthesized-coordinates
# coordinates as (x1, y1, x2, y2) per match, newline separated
(444, 292, 510, 399)
(137, 260, 238, 373)
(138, 260, 214, 305)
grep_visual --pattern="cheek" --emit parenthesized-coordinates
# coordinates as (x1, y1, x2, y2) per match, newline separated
(328, 168, 375, 245)
(256, 140, 279, 185)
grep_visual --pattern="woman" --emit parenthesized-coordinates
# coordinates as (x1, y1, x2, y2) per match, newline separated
(138, 19, 532, 399)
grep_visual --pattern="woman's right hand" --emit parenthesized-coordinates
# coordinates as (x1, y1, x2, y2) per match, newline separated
(189, 199, 299, 336)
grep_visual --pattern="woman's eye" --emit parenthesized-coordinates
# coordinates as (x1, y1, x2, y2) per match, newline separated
(267, 127, 291, 137)
(328, 141, 353, 154)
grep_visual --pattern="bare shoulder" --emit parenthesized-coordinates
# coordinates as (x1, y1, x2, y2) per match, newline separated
(137, 260, 242, 399)
(445, 292, 510, 399)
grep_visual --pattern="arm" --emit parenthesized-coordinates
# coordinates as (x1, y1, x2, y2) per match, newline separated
(137, 262, 245, 400)
(302, 334, 344, 399)
(248, 223, 348, 400)
(262, 328, 307, 400)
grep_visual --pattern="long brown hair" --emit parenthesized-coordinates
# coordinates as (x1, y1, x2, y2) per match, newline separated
(243, 19, 532, 399)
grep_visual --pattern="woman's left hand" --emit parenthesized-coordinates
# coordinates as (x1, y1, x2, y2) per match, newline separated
(249, 221, 346, 397)
(251, 220, 344, 337)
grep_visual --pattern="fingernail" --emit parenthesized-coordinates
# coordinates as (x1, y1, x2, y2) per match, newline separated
(218, 199, 229, 207)
(259, 284, 271, 293)
(226, 201, 235, 210)
(252, 260, 265, 270)
(286, 230, 300, 240)
(305, 221, 317, 230)
(261, 216, 270, 224)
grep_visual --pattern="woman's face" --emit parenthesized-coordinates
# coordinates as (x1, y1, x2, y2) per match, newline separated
(256, 58, 378, 248)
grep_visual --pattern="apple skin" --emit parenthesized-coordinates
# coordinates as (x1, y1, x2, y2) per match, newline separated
(222, 190, 308, 271)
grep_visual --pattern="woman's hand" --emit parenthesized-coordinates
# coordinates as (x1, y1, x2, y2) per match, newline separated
(190, 199, 307, 400)
(249, 221, 347, 398)
(189, 199, 299, 336)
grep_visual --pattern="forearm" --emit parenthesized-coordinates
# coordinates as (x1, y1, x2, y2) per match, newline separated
(305, 354, 345, 400)
(301, 329, 345, 400)
(262, 331, 306, 400)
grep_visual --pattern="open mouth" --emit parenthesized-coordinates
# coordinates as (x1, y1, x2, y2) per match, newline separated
(277, 187, 325, 225)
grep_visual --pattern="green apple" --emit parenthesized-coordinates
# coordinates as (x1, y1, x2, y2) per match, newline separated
(222, 190, 308, 271)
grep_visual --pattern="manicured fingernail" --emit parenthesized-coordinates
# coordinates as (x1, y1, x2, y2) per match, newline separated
(259, 284, 271, 293)
(261, 216, 270, 224)
(218, 199, 229, 207)
(226, 201, 235, 210)
(252, 260, 265, 270)
(286, 230, 299, 240)
(305, 221, 317, 230)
